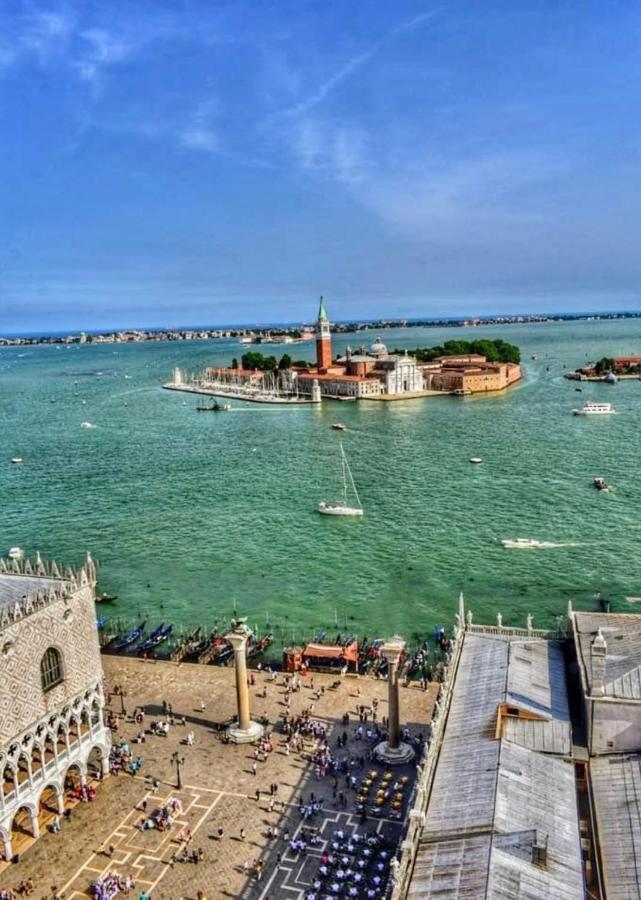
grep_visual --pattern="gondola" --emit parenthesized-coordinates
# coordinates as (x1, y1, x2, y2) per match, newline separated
(112, 621, 147, 652)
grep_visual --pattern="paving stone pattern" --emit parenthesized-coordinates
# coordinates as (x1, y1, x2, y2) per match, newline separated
(0, 657, 435, 899)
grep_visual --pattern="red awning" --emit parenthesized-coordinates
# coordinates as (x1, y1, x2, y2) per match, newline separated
(303, 641, 358, 663)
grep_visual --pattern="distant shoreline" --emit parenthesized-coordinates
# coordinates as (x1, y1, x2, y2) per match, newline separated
(1, 310, 640, 348)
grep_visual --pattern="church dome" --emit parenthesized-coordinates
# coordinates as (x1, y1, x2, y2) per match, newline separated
(370, 337, 388, 357)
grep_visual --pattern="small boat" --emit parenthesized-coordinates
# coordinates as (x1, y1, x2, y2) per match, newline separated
(575, 387, 583, 392)
(501, 538, 546, 550)
(331, 423, 348, 431)
(604, 371, 618, 384)
(573, 401, 616, 416)
(196, 400, 231, 412)
(469, 457, 483, 464)
(95, 592, 118, 603)
(318, 442, 363, 517)
(594, 477, 609, 491)
(112, 621, 146, 652)
(11, 457, 23, 464)
(139, 623, 173, 653)
(80, 421, 95, 429)
(8, 546, 23, 560)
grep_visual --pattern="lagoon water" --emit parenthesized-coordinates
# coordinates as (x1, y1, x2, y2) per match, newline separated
(1, 319, 640, 650)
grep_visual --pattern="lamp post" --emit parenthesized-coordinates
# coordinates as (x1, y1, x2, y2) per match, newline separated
(171, 751, 185, 789)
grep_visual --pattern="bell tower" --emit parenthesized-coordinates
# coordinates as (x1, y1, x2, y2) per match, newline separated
(316, 297, 332, 372)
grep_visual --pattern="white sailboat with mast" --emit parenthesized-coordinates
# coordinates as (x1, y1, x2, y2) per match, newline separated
(318, 442, 363, 517)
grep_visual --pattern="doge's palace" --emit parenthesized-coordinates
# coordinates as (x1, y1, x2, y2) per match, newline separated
(0, 552, 111, 863)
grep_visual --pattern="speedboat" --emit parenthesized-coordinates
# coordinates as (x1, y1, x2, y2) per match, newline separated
(80, 421, 95, 428)
(8, 546, 23, 560)
(469, 457, 483, 464)
(331, 423, 348, 431)
(501, 538, 546, 550)
(594, 477, 609, 491)
(573, 402, 616, 416)
(11, 457, 23, 464)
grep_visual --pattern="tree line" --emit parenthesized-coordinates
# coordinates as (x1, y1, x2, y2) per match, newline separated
(391, 338, 521, 364)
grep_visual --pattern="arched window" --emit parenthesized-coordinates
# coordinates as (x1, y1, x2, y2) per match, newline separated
(40, 648, 63, 692)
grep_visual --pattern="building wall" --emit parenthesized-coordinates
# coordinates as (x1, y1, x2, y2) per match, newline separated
(0, 585, 103, 744)
(383, 360, 425, 395)
(589, 699, 641, 755)
(0, 575, 111, 860)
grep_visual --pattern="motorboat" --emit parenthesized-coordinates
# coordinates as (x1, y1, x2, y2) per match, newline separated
(604, 371, 618, 384)
(8, 546, 23, 560)
(501, 538, 546, 550)
(80, 421, 95, 428)
(331, 423, 348, 431)
(11, 457, 23, 464)
(594, 477, 609, 491)
(573, 401, 616, 416)
(196, 400, 231, 412)
(469, 457, 483, 464)
(318, 442, 363, 517)
(95, 592, 118, 603)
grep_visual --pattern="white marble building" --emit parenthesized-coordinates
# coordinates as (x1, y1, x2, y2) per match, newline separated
(0, 553, 111, 862)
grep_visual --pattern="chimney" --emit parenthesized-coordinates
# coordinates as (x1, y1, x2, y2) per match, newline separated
(590, 628, 607, 697)
(532, 832, 548, 867)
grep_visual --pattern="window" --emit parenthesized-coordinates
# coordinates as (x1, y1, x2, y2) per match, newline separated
(41, 647, 63, 692)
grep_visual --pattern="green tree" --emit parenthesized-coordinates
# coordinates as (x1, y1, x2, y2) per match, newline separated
(241, 351, 266, 370)
(231, 357, 239, 369)
(278, 353, 292, 370)
(594, 357, 615, 374)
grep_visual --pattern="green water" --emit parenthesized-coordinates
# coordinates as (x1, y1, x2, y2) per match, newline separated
(1, 320, 640, 649)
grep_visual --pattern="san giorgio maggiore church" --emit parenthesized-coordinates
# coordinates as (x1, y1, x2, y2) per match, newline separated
(0, 552, 110, 863)
(291, 300, 427, 399)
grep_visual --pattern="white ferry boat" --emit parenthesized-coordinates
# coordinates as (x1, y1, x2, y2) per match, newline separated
(573, 401, 616, 416)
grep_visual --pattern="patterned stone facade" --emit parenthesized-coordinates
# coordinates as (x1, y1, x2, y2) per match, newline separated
(0, 554, 111, 862)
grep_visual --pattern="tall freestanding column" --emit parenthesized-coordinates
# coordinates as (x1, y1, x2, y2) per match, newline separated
(375, 636, 415, 765)
(225, 618, 265, 744)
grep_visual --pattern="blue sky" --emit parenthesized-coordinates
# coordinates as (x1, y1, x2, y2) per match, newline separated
(1, 1, 641, 332)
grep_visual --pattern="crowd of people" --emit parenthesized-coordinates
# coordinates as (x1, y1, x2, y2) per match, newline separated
(109, 740, 144, 777)
(90, 872, 136, 899)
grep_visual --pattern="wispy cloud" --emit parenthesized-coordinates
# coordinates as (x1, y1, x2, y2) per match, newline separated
(178, 100, 219, 154)
(275, 11, 434, 120)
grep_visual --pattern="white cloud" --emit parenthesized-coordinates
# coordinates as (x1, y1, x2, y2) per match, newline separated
(274, 11, 434, 120)
(180, 127, 219, 153)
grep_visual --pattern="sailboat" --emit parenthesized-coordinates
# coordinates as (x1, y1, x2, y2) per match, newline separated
(318, 442, 364, 517)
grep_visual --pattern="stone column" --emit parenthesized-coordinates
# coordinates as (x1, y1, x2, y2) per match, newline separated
(56, 793, 65, 815)
(374, 636, 415, 765)
(30, 811, 40, 839)
(387, 642, 402, 750)
(225, 618, 264, 744)
(2, 834, 12, 862)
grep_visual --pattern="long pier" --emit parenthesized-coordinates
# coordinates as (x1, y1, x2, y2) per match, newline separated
(163, 382, 319, 405)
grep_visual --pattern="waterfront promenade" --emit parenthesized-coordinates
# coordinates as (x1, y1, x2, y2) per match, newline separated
(2, 657, 435, 898)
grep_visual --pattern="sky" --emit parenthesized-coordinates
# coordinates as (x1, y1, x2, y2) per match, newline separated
(1, 0, 641, 332)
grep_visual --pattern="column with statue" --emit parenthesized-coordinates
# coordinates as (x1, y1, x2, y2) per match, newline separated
(225, 617, 265, 743)
(374, 636, 415, 764)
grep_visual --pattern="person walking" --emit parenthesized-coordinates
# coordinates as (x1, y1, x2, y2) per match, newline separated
(217, 827, 224, 840)
(240, 828, 246, 841)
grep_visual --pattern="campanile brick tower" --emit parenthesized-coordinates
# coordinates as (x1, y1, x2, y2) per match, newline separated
(316, 297, 332, 372)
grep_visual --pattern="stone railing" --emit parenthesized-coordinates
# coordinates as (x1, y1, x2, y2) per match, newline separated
(390, 625, 465, 900)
